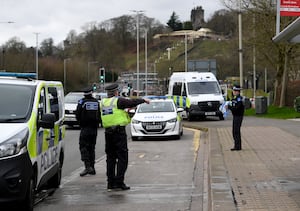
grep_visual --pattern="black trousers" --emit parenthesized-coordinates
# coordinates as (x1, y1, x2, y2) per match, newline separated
(79, 127, 97, 167)
(232, 115, 243, 150)
(105, 126, 128, 185)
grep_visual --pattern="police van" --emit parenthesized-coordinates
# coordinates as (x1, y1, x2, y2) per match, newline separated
(0, 72, 65, 210)
(168, 72, 224, 121)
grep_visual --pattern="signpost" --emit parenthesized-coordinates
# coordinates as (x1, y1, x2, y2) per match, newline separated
(280, 0, 300, 16)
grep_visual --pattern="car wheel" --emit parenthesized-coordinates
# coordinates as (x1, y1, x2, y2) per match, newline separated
(173, 135, 181, 140)
(21, 176, 35, 211)
(132, 136, 138, 141)
(187, 111, 193, 121)
(219, 114, 224, 120)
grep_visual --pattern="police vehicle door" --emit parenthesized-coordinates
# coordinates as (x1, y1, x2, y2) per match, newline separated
(36, 87, 58, 182)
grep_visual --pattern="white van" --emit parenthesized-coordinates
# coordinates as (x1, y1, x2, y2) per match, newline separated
(0, 72, 65, 211)
(168, 72, 224, 120)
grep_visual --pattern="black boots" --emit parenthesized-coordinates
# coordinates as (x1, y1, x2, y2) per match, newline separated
(107, 182, 130, 191)
(80, 163, 96, 177)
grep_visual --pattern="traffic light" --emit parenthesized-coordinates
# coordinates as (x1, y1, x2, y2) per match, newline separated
(127, 83, 132, 91)
(93, 83, 97, 91)
(99, 67, 105, 84)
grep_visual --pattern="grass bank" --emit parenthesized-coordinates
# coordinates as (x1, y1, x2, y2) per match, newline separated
(245, 105, 300, 119)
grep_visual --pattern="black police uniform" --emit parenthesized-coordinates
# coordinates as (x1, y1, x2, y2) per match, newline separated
(76, 88, 100, 176)
(103, 84, 146, 191)
(228, 87, 244, 151)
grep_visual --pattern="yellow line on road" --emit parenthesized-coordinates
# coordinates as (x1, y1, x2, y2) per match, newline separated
(185, 127, 200, 161)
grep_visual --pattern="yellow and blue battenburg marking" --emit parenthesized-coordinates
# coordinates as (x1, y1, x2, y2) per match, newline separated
(167, 95, 189, 108)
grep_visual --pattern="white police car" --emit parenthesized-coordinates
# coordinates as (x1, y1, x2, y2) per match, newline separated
(64, 92, 83, 127)
(130, 97, 184, 140)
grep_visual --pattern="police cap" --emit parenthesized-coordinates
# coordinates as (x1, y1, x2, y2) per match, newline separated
(232, 85, 242, 91)
(105, 83, 119, 91)
(82, 87, 93, 96)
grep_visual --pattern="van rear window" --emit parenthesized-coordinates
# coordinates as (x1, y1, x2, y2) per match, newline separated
(0, 84, 34, 122)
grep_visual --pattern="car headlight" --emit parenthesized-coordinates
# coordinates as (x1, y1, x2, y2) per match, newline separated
(190, 101, 198, 105)
(131, 119, 141, 124)
(167, 118, 177, 123)
(0, 128, 28, 158)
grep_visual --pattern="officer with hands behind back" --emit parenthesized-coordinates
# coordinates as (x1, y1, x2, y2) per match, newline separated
(100, 83, 150, 191)
(76, 87, 101, 177)
(227, 85, 244, 151)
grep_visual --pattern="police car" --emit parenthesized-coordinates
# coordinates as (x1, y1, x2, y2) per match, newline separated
(64, 92, 84, 127)
(0, 72, 65, 211)
(130, 96, 184, 140)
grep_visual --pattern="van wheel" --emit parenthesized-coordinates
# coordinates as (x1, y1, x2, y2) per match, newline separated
(219, 114, 224, 120)
(48, 157, 62, 189)
(22, 177, 35, 211)
(187, 111, 193, 121)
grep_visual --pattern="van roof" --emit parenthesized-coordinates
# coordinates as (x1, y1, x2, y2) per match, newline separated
(0, 76, 62, 87)
(170, 72, 217, 82)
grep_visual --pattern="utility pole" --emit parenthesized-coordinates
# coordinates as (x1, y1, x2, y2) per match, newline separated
(131, 10, 145, 94)
(34, 33, 40, 79)
(238, 0, 243, 88)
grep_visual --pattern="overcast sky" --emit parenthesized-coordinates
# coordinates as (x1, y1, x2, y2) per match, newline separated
(0, 0, 225, 47)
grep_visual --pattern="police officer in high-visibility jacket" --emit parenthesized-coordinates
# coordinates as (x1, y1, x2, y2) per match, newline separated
(76, 87, 101, 176)
(101, 84, 150, 191)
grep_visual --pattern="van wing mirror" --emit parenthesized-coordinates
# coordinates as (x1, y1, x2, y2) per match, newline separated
(39, 113, 55, 129)
(177, 108, 184, 113)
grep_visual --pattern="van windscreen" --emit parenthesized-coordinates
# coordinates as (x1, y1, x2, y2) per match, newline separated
(0, 84, 34, 122)
(188, 81, 221, 95)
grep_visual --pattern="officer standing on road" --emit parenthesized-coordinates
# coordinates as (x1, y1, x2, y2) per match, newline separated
(100, 83, 149, 191)
(76, 87, 101, 176)
(227, 85, 244, 151)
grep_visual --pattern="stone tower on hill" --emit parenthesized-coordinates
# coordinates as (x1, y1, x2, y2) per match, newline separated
(191, 6, 205, 30)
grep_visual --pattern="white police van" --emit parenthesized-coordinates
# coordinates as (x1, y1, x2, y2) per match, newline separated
(0, 72, 65, 211)
(168, 72, 224, 120)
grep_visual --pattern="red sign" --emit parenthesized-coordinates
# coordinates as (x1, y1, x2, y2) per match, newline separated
(280, 0, 300, 16)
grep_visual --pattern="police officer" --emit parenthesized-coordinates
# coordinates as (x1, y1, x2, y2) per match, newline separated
(227, 85, 244, 151)
(100, 83, 149, 191)
(76, 87, 100, 176)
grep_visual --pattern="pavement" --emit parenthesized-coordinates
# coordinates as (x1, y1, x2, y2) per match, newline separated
(34, 116, 300, 211)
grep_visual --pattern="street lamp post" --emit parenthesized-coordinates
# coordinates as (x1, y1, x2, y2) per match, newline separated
(185, 32, 188, 72)
(64, 58, 71, 91)
(145, 29, 148, 96)
(238, 0, 244, 88)
(87, 61, 98, 85)
(0, 21, 14, 71)
(131, 10, 145, 95)
(34, 33, 40, 79)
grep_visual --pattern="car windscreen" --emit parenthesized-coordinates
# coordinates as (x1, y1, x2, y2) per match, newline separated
(137, 101, 175, 113)
(187, 81, 221, 95)
(65, 93, 83, 103)
(0, 84, 35, 122)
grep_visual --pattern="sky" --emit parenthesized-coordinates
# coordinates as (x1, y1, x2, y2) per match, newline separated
(0, 0, 225, 47)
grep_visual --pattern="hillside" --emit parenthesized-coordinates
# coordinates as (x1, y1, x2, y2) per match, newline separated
(124, 37, 236, 80)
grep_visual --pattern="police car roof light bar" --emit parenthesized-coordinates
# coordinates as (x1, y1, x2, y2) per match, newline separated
(144, 96, 168, 100)
(0, 72, 37, 79)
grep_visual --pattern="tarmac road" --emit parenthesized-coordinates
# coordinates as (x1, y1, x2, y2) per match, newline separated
(34, 128, 207, 211)
(33, 114, 300, 211)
